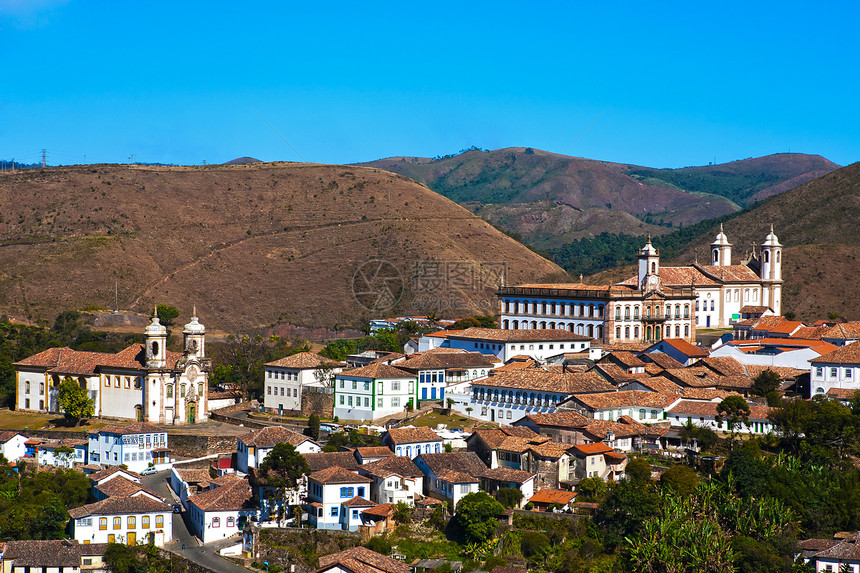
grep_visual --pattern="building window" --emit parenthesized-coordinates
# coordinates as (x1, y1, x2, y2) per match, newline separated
(615, 307, 621, 320)
(634, 307, 639, 319)
(25, 381, 30, 393)
(331, 507, 338, 517)
(212, 517, 220, 528)
(142, 516, 150, 529)
(156, 515, 164, 527)
(267, 386, 271, 395)
(113, 517, 121, 530)
(352, 381, 357, 389)
(180, 385, 186, 397)
(227, 517, 235, 527)
(340, 487, 354, 498)
(128, 516, 136, 529)
(392, 381, 400, 391)
(99, 517, 107, 530)
(392, 397, 400, 407)
(815, 367, 823, 377)
(166, 385, 173, 398)
(831, 368, 838, 378)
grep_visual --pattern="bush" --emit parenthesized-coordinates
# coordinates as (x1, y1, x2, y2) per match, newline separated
(520, 530, 551, 559)
(365, 534, 393, 555)
(494, 487, 524, 509)
(659, 464, 699, 496)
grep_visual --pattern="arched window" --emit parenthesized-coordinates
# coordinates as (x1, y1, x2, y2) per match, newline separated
(597, 325, 604, 339)
(624, 326, 630, 339)
(776, 251, 780, 263)
(646, 326, 652, 340)
(512, 320, 519, 329)
(616, 326, 621, 339)
(598, 305, 604, 318)
(540, 321, 546, 329)
(503, 319, 509, 329)
(166, 385, 174, 398)
(764, 251, 770, 263)
(513, 301, 519, 313)
(588, 324, 594, 337)
(624, 306, 630, 320)
(675, 325, 680, 337)
(684, 304, 689, 318)
(684, 325, 690, 337)
(634, 326, 640, 338)
(505, 301, 510, 312)
(541, 302, 547, 314)
(713, 250, 719, 263)
(549, 322, 556, 329)
(651, 262, 656, 273)
(568, 323, 574, 332)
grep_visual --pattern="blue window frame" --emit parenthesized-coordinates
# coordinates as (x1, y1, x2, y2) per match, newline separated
(340, 487, 354, 498)
(352, 509, 359, 519)
(331, 507, 338, 516)
(358, 487, 365, 497)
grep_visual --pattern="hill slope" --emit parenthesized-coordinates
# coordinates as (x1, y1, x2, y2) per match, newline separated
(0, 163, 563, 333)
(669, 162, 860, 320)
(360, 149, 838, 250)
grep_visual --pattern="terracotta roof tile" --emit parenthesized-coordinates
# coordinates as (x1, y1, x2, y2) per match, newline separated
(342, 496, 376, 508)
(571, 443, 613, 456)
(695, 357, 747, 376)
(641, 352, 684, 370)
(651, 338, 708, 358)
(528, 489, 577, 505)
(668, 400, 772, 420)
(359, 456, 424, 479)
(823, 322, 860, 341)
(304, 452, 361, 473)
(362, 503, 394, 518)
(417, 452, 488, 479)
(310, 466, 372, 485)
(621, 376, 682, 395)
(355, 446, 395, 459)
(811, 343, 860, 365)
(385, 426, 442, 445)
(571, 390, 679, 410)
(436, 468, 478, 483)
(2, 540, 82, 568)
(826, 388, 859, 400)
(265, 352, 346, 369)
(479, 467, 534, 483)
(69, 495, 172, 518)
(397, 351, 496, 371)
(92, 422, 165, 436)
(810, 533, 860, 560)
(339, 363, 414, 379)
(238, 426, 314, 448)
(663, 368, 717, 388)
(480, 370, 615, 394)
(605, 351, 647, 368)
(89, 466, 141, 483)
(520, 411, 591, 428)
(188, 479, 253, 512)
(526, 441, 573, 459)
(740, 306, 771, 314)
(317, 547, 411, 573)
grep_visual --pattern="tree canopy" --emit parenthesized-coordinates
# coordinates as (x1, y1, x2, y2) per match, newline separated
(454, 492, 505, 543)
(57, 376, 94, 426)
(716, 395, 751, 448)
(259, 442, 309, 489)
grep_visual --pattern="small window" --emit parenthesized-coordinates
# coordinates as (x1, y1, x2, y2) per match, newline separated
(166, 385, 174, 398)
(99, 517, 107, 530)
(212, 517, 220, 528)
(113, 517, 121, 530)
(142, 516, 150, 529)
(128, 516, 136, 529)
(156, 515, 164, 527)
(331, 507, 338, 517)
(227, 517, 235, 527)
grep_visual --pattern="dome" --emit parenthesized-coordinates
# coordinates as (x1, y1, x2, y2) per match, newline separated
(762, 224, 782, 247)
(712, 223, 731, 246)
(145, 311, 167, 337)
(183, 306, 205, 335)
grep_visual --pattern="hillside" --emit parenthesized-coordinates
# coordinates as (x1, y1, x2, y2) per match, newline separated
(0, 163, 563, 334)
(360, 149, 836, 250)
(588, 163, 860, 322)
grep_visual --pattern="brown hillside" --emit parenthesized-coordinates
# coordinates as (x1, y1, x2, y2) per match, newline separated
(0, 163, 562, 333)
(671, 162, 860, 321)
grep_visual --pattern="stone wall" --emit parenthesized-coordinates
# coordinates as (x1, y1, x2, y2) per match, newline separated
(301, 391, 333, 417)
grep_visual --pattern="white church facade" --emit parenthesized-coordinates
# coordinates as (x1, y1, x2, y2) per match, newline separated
(497, 226, 784, 344)
(14, 309, 211, 424)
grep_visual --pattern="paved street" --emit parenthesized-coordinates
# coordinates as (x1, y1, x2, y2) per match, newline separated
(141, 470, 251, 573)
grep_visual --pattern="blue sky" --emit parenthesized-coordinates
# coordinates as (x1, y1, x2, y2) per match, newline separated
(1, 1, 858, 168)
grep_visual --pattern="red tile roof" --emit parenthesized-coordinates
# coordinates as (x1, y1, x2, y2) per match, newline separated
(238, 426, 313, 448)
(570, 443, 613, 456)
(571, 390, 679, 410)
(317, 547, 411, 573)
(385, 426, 442, 445)
(188, 479, 253, 511)
(811, 343, 860, 365)
(528, 489, 577, 505)
(340, 363, 414, 379)
(641, 352, 684, 370)
(265, 352, 346, 369)
(310, 466, 372, 485)
(667, 400, 772, 420)
(480, 370, 615, 394)
(68, 495, 172, 518)
(652, 338, 708, 358)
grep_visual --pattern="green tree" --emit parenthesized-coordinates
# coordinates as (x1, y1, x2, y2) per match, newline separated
(659, 464, 699, 496)
(155, 304, 179, 326)
(493, 487, 524, 509)
(308, 413, 320, 441)
(752, 369, 782, 398)
(259, 442, 309, 489)
(520, 530, 551, 560)
(393, 501, 412, 524)
(57, 376, 94, 426)
(454, 492, 505, 543)
(626, 458, 652, 485)
(596, 479, 659, 549)
(577, 477, 607, 502)
(716, 395, 751, 449)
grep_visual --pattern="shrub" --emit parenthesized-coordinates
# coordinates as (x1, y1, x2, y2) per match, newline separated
(520, 530, 551, 559)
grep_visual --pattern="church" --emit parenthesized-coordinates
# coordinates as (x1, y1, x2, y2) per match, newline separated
(14, 309, 211, 424)
(496, 226, 784, 344)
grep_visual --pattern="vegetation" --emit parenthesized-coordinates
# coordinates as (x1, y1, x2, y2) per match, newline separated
(319, 331, 400, 361)
(259, 443, 309, 489)
(307, 413, 320, 441)
(0, 461, 90, 540)
(493, 487, 524, 509)
(57, 376, 95, 426)
(154, 304, 179, 326)
(626, 166, 782, 206)
(453, 492, 505, 543)
(449, 315, 497, 330)
(546, 210, 745, 279)
(211, 334, 310, 400)
(715, 395, 751, 449)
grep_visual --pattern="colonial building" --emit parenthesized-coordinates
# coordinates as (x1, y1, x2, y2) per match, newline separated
(497, 227, 785, 343)
(14, 308, 211, 425)
(69, 495, 173, 546)
(87, 423, 169, 472)
(333, 363, 418, 422)
(262, 352, 345, 415)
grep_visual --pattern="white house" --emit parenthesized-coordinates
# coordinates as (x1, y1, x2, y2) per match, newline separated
(333, 363, 418, 422)
(478, 467, 535, 507)
(87, 423, 169, 472)
(306, 466, 374, 531)
(711, 338, 837, 370)
(93, 475, 162, 502)
(382, 426, 444, 459)
(169, 467, 212, 508)
(69, 495, 173, 546)
(235, 426, 321, 474)
(23, 436, 87, 468)
(809, 343, 860, 398)
(413, 452, 488, 508)
(559, 391, 681, 423)
(90, 465, 142, 487)
(442, 328, 593, 362)
(394, 349, 498, 402)
(642, 339, 709, 367)
(187, 475, 257, 544)
(263, 352, 345, 415)
(666, 400, 775, 434)
(357, 457, 424, 506)
(0, 431, 27, 463)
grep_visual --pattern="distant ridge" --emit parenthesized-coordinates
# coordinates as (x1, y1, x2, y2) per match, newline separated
(223, 157, 261, 165)
(359, 149, 839, 250)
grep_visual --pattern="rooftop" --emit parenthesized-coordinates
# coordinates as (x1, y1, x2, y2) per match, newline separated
(385, 426, 442, 445)
(446, 327, 591, 343)
(265, 351, 346, 369)
(238, 426, 314, 448)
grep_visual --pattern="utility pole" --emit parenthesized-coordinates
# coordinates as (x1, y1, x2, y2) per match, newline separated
(41, 149, 47, 168)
